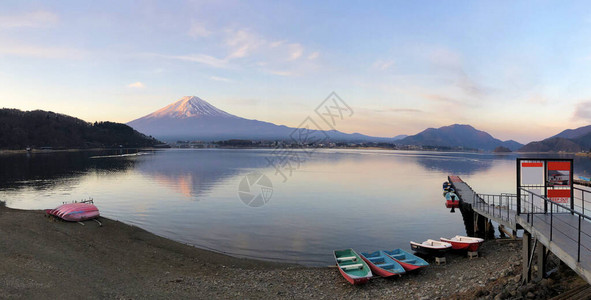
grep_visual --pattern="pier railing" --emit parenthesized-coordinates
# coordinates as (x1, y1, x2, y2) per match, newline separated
(574, 186, 591, 216)
(520, 188, 591, 262)
(473, 193, 518, 225)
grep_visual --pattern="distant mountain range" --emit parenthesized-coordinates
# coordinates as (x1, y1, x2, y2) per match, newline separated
(127, 96, 527, 151)
(520, 126, 591, 152)
(4, 96, 588, 153)
(0, 109, 160, 149)
(127, 96, 394, 143)
(397, 124, 523, 151)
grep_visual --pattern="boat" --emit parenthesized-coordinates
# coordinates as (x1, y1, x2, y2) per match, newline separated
(383, 248, 429, 271)
(443, 186, 455, 192)
(442, 189, 455, 196)
(45, 199, 100, 222)
(579, 176, 591, 182)
(445, 192, 459, 202)
(440, 236, 484, 252)
(443, 181, 451, 189)
(410, 239, 452, 257)
(333, 249, 373, 285)
(360, 251, 405, 277)
(445, 201, 459, 209)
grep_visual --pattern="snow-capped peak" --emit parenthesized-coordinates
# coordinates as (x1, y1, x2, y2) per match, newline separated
(149, 96, 237, 119)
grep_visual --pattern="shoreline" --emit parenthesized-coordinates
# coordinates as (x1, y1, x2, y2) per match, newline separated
(0, 206, 587, 299)
(0, 147, 162, 155)
(2, 147, 590, 156)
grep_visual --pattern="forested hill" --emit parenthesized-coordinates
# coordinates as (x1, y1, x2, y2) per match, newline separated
(0, 109, 162, 149)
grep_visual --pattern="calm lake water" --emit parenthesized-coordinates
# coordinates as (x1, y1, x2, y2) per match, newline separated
(2, 149, 591, 266)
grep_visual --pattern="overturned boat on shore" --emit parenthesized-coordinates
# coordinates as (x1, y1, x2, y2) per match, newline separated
(45, 199, 100, 222)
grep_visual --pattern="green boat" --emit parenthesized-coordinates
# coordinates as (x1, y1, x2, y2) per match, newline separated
(333, 248, 373, 285)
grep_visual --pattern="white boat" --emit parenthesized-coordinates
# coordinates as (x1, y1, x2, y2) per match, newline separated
(410, 239, 452, 257)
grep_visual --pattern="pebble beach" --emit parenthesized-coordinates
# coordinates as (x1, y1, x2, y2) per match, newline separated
(0, 206, 587, 299)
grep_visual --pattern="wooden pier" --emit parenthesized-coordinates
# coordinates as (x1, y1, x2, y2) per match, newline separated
(449, 175, 591, 285)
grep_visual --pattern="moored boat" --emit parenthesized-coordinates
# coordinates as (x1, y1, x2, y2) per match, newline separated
(334, 249, 373, 285)
(442, 189, 455, 197)
(579, 176, 591, 182)
(410, 239, 452, 257)
(440, 236, 484, 252)
(360, 251, 405, 277)
(383, 248, 429, 271)
(445, 201, 459, 208)
(46, 200, 100, 222)
(445, 192, 459, 202)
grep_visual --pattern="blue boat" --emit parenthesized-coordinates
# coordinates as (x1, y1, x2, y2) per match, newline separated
(445, 192, 459, 202)
(360, 251, 405, 277)
(443, 187, 455, 195)
(579, 176, 591, 182)
(384, 248, 429, 271)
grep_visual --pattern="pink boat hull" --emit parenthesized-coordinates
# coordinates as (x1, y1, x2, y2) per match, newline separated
(46, 203, 100, 222)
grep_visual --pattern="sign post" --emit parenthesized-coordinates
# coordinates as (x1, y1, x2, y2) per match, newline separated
(516, 158, 574, 215)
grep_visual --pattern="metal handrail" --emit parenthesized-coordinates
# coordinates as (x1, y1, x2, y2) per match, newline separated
(474, 193, 517, 223)
(519, 187, 591, 262)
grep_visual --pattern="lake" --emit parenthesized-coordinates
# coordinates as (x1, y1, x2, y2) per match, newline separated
(2, 149, 591, 266)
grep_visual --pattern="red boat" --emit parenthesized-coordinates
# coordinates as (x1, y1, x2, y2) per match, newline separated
(445, 200, 459, 208)
(46, 200, 100, 222)
(440, 236, 484, 252)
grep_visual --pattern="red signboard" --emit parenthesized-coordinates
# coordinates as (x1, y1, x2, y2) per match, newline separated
(548, 161, 570, 171)
(522, 162, 543, 167)
(548, 189, 570, 203)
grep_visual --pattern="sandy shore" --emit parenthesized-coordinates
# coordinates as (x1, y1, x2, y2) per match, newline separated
(0, 206, 587, 299)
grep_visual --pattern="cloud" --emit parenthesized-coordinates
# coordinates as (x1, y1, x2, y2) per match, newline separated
(428, 47, 462, 68)
(375, 108, 422, 113)
(225, 29, 264, 59)
(147, 27, 319, 75)
(209, 76, 232, 82)
(188, 21, 211, 38)
(0, 40, 85, 59)
(372, 59, 395, 71)
(307, 52, 319, 60)
(148, 53, 229, 68)
(174, 54, 228, 68)
(574, 101, 591, 120)
(419, 93, 464, 105)
(427, 47, 487, 97)
(0, 10, 58, 29)
(456, 70, 486, 96)
(226, 98, 260, 105)
(224, 28, 313, 63)
(526, 95, 548, 105)
(270, 40, 285, 48)
(127, 82, 145, 88)
(287, 43, 303, 60)
(267, 70, 293, 76)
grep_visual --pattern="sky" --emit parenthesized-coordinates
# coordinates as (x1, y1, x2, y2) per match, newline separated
(1, 1, 591, 143)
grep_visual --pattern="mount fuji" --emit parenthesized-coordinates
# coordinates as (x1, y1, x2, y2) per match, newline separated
(127, 96, 390, 142)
